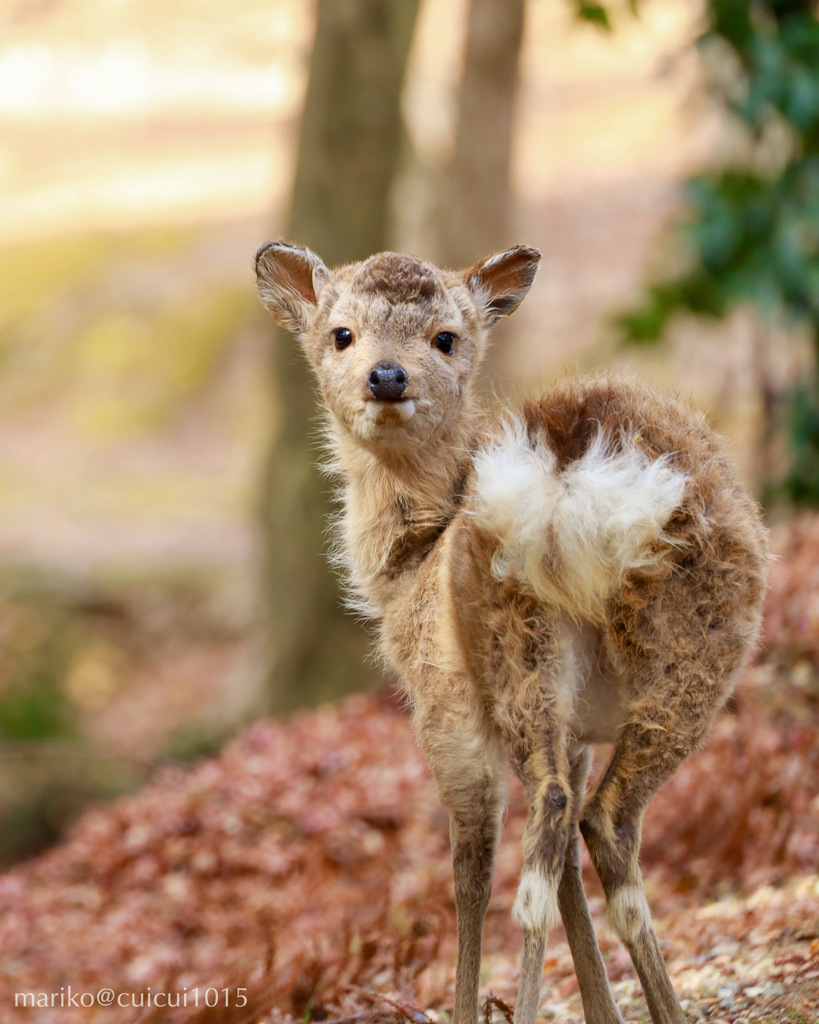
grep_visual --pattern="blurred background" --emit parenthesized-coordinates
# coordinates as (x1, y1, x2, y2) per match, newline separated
(1, 0, 817, 864)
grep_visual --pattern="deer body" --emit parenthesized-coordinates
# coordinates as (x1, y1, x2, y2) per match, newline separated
(256, 242, 769, 1024)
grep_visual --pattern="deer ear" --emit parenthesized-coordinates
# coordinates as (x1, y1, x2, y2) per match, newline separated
(463, 245, 541, 325)
(255, 241, 330, 334)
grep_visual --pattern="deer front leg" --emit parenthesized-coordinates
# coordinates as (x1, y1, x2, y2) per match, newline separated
(414, 690, 505, 1024)
(449, 780, 505, 1024)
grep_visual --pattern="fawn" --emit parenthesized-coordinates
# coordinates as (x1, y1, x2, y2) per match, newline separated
(255, 241, 769, 1024)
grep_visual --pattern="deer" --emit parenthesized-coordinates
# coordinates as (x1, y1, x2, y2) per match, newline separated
(254, 240, 769, 1024)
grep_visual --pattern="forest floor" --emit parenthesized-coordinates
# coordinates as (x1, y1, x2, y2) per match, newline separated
(1, 517, 818, 1024)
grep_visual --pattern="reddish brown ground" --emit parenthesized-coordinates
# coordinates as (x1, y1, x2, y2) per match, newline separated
(0, 517, 818, 1024)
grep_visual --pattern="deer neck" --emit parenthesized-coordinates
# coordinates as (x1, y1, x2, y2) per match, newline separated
(329, 415, 476, 616)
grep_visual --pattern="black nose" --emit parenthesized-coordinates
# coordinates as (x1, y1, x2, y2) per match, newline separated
(368, 361, 408, 401)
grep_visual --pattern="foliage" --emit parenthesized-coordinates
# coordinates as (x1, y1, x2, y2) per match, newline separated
(787, 381, 819, 502)
(615, 1, 819, 504)
(0, 586, 79, 742)
(0, 572, 249, 863)
(575, 2, 612, 30)
(0, 230, 257, 438)
(571, 0, 640, 32)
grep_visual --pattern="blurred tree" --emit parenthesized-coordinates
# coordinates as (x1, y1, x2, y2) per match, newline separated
(259, 0, 420, 713)
(613, 0, 819, 504)
(434, 0, 526, 269)
(401, 0, 526, 388)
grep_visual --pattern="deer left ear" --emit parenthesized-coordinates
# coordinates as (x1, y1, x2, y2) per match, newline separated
(255, 240, 330, 335)
(463, 245, 541, 325)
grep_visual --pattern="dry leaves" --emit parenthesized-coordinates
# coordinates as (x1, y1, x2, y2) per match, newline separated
(0, 515, 818, 1022)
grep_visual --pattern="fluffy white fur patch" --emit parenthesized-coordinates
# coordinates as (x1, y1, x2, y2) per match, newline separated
(513, 869, 560, 934)
(607, 884, 652, 942)
(471, 419, 687, 621)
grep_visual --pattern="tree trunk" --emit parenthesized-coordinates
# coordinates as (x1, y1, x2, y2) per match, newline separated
(436, 0, 526, 270)
(259, 0, 420, 714)
(430, 0, 526, 385)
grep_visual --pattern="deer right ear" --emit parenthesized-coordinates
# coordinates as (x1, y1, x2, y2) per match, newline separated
(463, 245, 541, 325)
(255, 241, 330, 335)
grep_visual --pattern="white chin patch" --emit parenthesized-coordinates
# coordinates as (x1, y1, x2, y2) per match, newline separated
(365, 399, 417, 425)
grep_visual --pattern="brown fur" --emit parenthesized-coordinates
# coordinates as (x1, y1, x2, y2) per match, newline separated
(255, 240, 769, 1024)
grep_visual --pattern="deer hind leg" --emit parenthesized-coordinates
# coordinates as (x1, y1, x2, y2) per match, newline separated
(414, 685, 506, 1024)
(557, 746, 625, 1024)
(580, 608, 756, 1024)
(492, 635, 578, 1024)
(511, 736, 573, 1024)
(585, 495, 768, 1024)
(581, 700, 717, 1024)
(580, 719, 690, 1024)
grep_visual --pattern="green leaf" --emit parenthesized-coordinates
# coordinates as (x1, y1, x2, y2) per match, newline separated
(575, 2, 611, 31)
(616, 285, 679, 345)
(784, 379, 819, 504)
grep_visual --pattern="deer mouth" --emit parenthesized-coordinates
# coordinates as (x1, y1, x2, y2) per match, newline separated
(364, 396, 417, 425)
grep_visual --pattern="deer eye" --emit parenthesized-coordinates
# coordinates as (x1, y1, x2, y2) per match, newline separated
(434, 331, 456, 355)
(333, 327, 353, 350)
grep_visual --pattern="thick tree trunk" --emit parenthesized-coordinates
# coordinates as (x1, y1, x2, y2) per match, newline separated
(259, 0, 420, 713)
